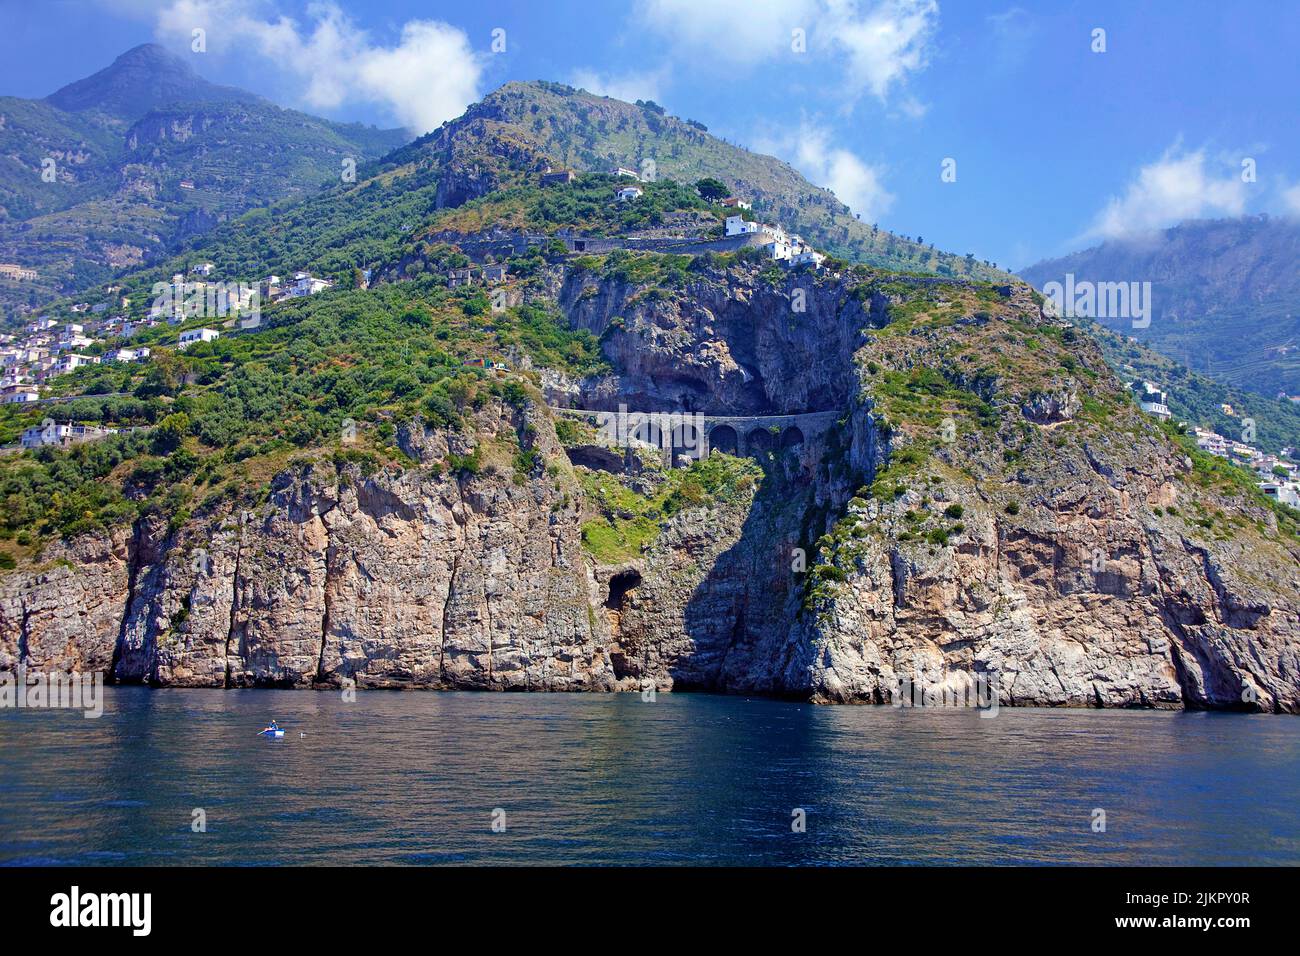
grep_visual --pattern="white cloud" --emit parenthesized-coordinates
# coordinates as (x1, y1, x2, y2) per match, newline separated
(151, 0, 483, 134)
(1083, 146, 1249, 241)
(823, 0, 939, 99)
(636, 0, 938, 102)
(637, 0, 817, 63)
(755, 122, 893, 222)
(569, 67, 669, 105)
(1281, 182, 1300, 218)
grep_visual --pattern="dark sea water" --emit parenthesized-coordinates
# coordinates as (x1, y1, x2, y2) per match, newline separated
(1, 687, 1297, 866)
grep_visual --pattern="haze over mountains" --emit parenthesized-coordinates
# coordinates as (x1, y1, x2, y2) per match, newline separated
(0, 44, 406, 311)
(1021, 216, 1300, 401)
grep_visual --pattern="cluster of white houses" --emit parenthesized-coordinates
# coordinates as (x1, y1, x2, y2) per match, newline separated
(1128, 378, 1299, 506)
(610, 193, 826, 265)
(724, 215, 827, 267)
(0, 320, 151, 405)
(149, 266, 333, 322)
(1191, 426, 1300, 505)
(1, 265, 335, 408)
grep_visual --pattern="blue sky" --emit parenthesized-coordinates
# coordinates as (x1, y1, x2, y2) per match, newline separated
(3, 0, 1298, 269)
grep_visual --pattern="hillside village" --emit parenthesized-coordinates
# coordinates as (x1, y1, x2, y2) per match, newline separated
(1128, 378, 1300, 504)
(3, 163, 1294, 515)
(0, 263, 335, 446)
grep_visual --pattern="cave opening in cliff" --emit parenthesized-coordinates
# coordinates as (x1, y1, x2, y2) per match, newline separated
(606, 569, 642, 613)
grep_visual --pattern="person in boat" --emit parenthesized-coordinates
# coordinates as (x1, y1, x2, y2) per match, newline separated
(262, 720, 280, 734)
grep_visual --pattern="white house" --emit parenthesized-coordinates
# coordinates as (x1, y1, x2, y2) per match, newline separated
(191, 262, 215, 276)
(178, 328, 220, 350)
(616, 186, 644, 202)
(287, 272, 332, 297)
(54, 353, 99, 374)
(725, 215, 761, 236)
(1131, 381, 1171, 420)
(1260, 481, 1300, 508)
(21, 423, 118, 449)
(1194, 427, 1227, 456)
(3, 390, 40, 404)
(56, 332, 94, 351)
(107, 347, 151, 363)
(791, 249, 827, 268)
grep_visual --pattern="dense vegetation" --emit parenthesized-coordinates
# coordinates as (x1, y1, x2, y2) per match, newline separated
(0, 44, 406, 317)
(430, 173, 721, 237)
(0, 276, 604, 548)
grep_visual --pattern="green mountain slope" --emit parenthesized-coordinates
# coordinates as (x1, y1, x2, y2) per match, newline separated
(1075, 316, 1300, 455)
(50, 79, 1012, 323)
(0, 44, 408, 317)
(0, 97, 121, 222)
(446, 81, 1008, 279)
(1020, 215, 1300, 399)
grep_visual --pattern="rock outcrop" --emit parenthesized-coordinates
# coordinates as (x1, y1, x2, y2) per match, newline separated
(3, 263, 1298, 712)
(1, 400, 618, 692)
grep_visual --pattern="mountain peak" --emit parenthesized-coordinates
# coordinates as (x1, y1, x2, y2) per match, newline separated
(112, 42, 190, 68)
(45, 42, 262, 119)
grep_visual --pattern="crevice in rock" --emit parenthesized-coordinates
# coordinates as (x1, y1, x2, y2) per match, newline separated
(483, 565, 495, 687)
(17, 600, 30, 665)
(223, 514, 244, 689)
(439, 473, 472, 687)
(315, 530, 335, 685)
(110, 520, 145, 683)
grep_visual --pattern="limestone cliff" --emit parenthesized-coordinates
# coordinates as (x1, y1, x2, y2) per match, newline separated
(2, 261, 1297, 712)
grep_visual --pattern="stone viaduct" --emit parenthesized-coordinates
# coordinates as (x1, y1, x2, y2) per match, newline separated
(549, 406, 840, 467)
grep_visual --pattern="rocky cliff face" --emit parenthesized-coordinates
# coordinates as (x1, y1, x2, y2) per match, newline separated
(2, 262, 1298, 711)
(1, 400, 618, 692)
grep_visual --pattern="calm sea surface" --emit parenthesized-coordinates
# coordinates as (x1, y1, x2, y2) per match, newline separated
(1, 687, 1297, 865)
